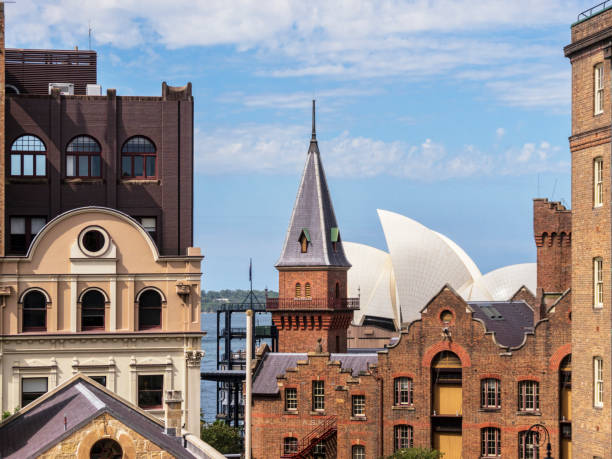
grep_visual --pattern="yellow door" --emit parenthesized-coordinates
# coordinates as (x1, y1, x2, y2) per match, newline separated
(433, 384, 462, 415)
(433, 432, 462, 459)
(561, 438, 571, 459)
(561, 388, 571, 420)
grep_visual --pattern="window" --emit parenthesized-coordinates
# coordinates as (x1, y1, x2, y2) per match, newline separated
(595, 356, 604, 407)
(81, 290, 106, 331)
(313, 443, 326, 459)
(285, 388, 297, 411)
(10, 135, 46, 177)
(595, 63, 604, 115)
(519, 430, 540, 459)
(518, 380, 539, 412)
(394, 377, 413, 406)
(440, 310, 453, 324)
(139, 217, 157, 242)
(594, 257, 604, 308)
(90, 376, 107, 387)
(394, 425, 413, 451)
(138, 374, 163, 409)
(352, 395, 365, 417)
(595, 157, 604, 207)
(138, 289, 162, 330)
(21, 377, 47, 406)
(481, 427, 501, 457)
(122, 136, 156, 179)
(312, 380, 325, 411)
(352, 446, 365, 459)
(305, 283, 311, 298)
(90, 439, 123, 459)
(299, 229, 310, 253)
(66, 135, 101, 178)
(331, 227, 339, 252)
(22, 290, 47, 332)
(283, 437, 298, 455)
(295, 283, 301, 298)
(481, 378, 501, 409)
(9, 216, 45, 254)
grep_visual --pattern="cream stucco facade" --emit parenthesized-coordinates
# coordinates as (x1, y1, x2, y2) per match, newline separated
(0, 207, 204, 434)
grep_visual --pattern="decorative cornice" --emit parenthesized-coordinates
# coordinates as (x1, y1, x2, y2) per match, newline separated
(185, 349, 204, 367)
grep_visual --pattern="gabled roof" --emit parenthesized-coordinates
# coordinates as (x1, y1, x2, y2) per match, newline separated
(276, 101, 350, 268)
(0, 374, 195, 459)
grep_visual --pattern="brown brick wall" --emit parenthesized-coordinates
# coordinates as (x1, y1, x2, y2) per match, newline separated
(0, 4, 5, 257)
(568, 11, 612, 457)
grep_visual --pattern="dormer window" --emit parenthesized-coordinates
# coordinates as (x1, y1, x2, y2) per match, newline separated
(299, 229, 311, 253)
(331, 227, 339, 252)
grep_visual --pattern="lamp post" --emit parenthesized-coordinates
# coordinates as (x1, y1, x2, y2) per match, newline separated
(526, 423, 553, 459)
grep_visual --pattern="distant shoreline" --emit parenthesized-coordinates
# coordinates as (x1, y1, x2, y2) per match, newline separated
(201, 289, 278, 312)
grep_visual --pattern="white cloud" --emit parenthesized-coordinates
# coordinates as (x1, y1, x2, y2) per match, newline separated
(195, 123, 569, 180)
(496, 127, 505, 138)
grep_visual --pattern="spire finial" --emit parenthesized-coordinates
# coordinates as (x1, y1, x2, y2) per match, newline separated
(311, 99, 316, 141)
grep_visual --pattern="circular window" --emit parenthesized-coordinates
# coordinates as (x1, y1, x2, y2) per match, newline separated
(440, 310, 453, 324)
(78, 226, 110, 256)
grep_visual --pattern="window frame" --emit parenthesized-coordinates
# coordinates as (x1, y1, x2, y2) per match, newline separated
(595, 63, 605, 115)
(394, 424, 413, 451)
(138, 289, 163, 331)
(121, 136, 157, 179)
(65, 135, 102, 179)
(595, 157, 604, 207)
(312, 380, 325, 411)
(9, 216, 46, 255)
(285, 387, 298, 411)
(10, 134, 47, 177)
(595, 356, 604, 408)
(352, 445, 365, 459)
(283, 437, 298, 455)
(594, 257, 604, 309)
(137, 374, 164, 409)
(518, 380, 539, 412)
(138, 216, 158, 242)
(21, 376, 48, 407)
(518, 430, 540, 459)
(352, 394, 366, 417)
(22, 290, 47, 332)
(80, 289, 106, 331)
(481, 378, 501, 409)
(481, 427, 501, 457)
(394, 377, 413, 406)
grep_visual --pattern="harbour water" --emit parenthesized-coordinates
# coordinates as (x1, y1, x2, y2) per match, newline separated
(199, 311, 272, 423)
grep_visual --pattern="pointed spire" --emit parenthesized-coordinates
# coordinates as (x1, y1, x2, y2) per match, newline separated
(311, 99, 316, 141)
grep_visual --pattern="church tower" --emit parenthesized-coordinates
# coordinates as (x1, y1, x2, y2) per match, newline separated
(268, 101, 357, 353)
(565, 6, 612, 457)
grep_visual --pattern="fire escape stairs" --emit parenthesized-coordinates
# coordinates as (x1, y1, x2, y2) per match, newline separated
(280, 416, 337, 458)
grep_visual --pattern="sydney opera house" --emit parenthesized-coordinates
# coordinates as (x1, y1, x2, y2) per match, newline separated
(345, 209, 536, 346)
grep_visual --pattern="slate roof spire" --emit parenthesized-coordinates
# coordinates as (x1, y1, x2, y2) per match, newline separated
(276, 100, 351, 268)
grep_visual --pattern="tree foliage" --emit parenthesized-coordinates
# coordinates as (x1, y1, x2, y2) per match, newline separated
(386, 448, 444, 459)
(200, 420, 242, 454)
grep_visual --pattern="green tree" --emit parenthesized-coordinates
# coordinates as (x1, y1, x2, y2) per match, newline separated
(200, 420, 242, 454)
(386, 448, 443, 459)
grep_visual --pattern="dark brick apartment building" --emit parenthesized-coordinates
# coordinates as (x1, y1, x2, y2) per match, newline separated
(4, 48, 193, 256)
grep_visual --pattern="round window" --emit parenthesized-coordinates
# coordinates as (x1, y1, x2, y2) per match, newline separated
(440, 310, 453, 324)
(78, 226, 110, 256)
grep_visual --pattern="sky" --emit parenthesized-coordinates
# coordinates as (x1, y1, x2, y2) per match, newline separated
(5, 1, 594, 291)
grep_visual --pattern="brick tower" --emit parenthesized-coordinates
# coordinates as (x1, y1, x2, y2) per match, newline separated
(565, 6, 612, 457)
(268, 101, 357, 353)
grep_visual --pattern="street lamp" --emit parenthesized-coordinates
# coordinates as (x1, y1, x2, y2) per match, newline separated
(527, 423, 553, 459)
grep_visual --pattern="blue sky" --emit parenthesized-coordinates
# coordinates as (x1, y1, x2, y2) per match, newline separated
(7, 1, 592, 291)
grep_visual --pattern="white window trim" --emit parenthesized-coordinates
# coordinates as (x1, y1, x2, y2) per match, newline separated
(595, 357, 604, 408)
(595, 63, 605, 115)
(594, 258, 604, 309)
(595, 157, 604, 208)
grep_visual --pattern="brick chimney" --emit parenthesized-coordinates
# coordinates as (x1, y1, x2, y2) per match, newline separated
(164, 390, 183, 436)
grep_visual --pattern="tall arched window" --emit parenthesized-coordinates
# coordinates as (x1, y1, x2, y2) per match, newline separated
(90, 439, 123, 459)
(22, 290, 47, 332)
(81, 290, 106, 331)
(66, 135, 101, 178)
(121, 136, 156, 178)
(139, 289, 162, 330)
(305, 283, 311, 298)
(295, 283, 301, 298)
(11, 135, 46, 177)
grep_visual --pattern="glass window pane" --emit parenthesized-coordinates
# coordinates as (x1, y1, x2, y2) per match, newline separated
(11, 217, 25, 235)
(31, 217, 46, 235)
(11, 154, 21, 175)
(22, 377, 47, 392)
(78, 155, 89, 176)
(141, 217, 156, 231)
(122, 156, 132, 177)
(146, 156, 156, 177)
(91, 155, 101, 177)
(134, 156, 144, 176)
(35, 155, 46, 176)
(66, 155, 75, 176)
(23, 155, 34, 175)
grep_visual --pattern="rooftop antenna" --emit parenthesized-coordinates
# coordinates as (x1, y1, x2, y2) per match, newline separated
(311, 99, 316, 141)
(88, 21, 92, 50)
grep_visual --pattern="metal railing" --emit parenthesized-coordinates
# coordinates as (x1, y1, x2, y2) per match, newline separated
(266, 297, 359, 311)
(578, 1, 612, 21)
(280, 416, 337, 458)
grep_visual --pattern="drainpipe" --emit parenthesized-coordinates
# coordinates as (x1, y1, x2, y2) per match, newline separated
(245, 309, 253, 459)
(376, 374, 384, 457)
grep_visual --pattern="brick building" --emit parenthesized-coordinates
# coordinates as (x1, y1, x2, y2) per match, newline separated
(252, 99, 573, 457)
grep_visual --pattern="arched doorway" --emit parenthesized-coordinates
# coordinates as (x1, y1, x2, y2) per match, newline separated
(559, 354, 571, 459)
(431, 351, 462, 459)
(90, 438, 123, 459)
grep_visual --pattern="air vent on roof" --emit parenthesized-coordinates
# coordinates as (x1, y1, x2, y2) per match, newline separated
(86, 84, 102, 96)
(481, 305, 503, 320)
(48, 83, 74, 95)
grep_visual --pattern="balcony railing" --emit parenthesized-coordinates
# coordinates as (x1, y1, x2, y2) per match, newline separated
(266, 297, 359, 311)
(577, 1, 612, 21)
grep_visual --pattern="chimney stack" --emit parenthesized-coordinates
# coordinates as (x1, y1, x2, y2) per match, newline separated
(164, 390, 183, 436)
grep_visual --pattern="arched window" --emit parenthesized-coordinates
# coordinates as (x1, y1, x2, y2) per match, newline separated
(394, 424, 413, 450)
(518, 430, 539, 459)
(481, 427, 501, 457)
(11, 135, 46, 177)
(352, 445, 365, 459)
(121, 136, 156, 178)
(81, 290, 105, 331)
(139, 289, 162, 330)
(90, 439, 123, 459)
(295, 283, 301, 298)
(305, 283, 311, 298)
(22, 290, 47, 332)
(66, 135, 101, 178)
